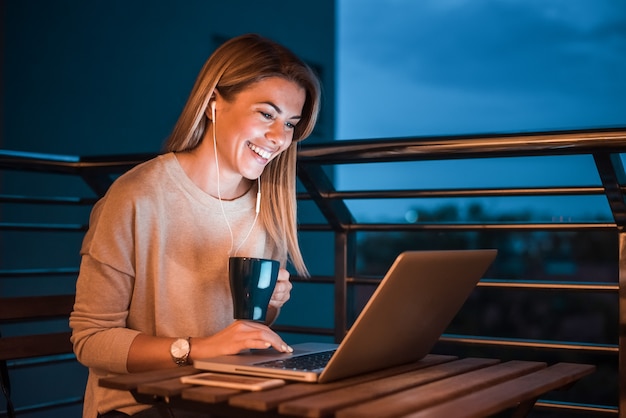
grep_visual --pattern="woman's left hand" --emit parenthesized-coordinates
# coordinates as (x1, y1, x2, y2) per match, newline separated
(269, 268, 292, 309)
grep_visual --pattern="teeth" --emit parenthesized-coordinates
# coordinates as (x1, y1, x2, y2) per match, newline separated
(248, 143, 271, 159)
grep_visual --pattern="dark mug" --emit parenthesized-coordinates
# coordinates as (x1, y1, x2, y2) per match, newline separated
(228, 257, 280, 322)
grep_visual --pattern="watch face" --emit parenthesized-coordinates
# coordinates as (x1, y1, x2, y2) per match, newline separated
(171, 338, 190, 358)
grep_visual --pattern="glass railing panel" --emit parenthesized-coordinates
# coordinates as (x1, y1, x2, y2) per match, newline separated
(344, 195, 613, 224)
(334, 155, 602, 190)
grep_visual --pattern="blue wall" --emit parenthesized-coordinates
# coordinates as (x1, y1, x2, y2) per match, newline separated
(1, 1, 336, 416)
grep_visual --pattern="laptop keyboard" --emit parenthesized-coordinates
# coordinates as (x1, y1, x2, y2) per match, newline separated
(255, 350, 337, 371)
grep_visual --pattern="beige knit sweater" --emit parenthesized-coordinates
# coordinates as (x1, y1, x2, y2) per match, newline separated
(70, 153, 278, 417)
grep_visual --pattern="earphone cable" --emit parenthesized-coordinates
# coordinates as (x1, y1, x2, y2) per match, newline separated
(233, 178, 260, 256)
(212, 104, 260, 257)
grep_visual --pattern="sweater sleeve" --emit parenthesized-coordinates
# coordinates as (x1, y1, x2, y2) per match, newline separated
(70, 255, 140, 373)
(70, 186, 141, 374)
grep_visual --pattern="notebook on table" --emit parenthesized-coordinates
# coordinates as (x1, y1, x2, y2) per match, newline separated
(193, 249, 497, 383)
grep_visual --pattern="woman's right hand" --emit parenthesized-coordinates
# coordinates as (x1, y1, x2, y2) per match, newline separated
(190, 320, 293, 361)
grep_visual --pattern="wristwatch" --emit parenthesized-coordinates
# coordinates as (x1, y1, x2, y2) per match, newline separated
(170, 337, 191, 366)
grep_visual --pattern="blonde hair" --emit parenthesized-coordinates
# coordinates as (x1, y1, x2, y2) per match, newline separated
(164, 34, 321, 277)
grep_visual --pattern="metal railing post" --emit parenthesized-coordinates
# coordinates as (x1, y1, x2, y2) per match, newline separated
(333, 230, 356, 343)
(617, 230, 626, 418)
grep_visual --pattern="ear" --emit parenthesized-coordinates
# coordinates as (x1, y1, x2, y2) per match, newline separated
(205, 90, 220, 120)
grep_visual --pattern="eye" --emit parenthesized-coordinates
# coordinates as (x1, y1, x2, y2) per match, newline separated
(260, 112, 274, 120)
(285, 122, 296, 129)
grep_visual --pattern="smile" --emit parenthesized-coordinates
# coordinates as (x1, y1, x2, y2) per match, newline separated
(248, 142, 272, 160)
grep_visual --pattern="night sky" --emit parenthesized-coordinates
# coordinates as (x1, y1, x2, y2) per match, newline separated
(335, 0, 626, 222)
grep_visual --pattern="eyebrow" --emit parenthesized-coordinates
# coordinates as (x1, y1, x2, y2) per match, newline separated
(262, 101, 302, 121)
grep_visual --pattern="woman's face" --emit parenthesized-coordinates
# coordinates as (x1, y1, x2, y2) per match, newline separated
(212, 76, 306, 181)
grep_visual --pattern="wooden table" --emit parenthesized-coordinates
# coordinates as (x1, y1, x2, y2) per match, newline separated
(99, 354, 595, 418)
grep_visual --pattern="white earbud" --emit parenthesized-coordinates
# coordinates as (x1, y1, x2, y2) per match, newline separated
(210, 101, 216, 121)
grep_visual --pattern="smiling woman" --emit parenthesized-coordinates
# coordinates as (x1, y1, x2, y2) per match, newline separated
(190, 76, 306, 188)
(69, 33, 321, 418)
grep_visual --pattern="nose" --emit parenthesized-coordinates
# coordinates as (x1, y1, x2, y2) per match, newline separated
(266, 122, 290, 147)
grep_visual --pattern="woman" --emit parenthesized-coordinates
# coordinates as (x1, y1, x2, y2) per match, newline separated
(70, 33, 321, 418)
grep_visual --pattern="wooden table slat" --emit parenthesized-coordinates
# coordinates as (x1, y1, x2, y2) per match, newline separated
(182, 385, 243, 404)
(335, 360, 546, 418)
(402, 362, 596, 418)
(229, 354, 457, 412)
(278, 357, 500, 418)
(138, 376, 191, 398)
(99, 366, 199, 391)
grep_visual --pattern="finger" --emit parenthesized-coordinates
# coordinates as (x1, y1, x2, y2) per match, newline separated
(243, 338, 292, 353)
(270, 290, 286, 302)
(235, 319, 271, 331)
(238, 323, 293, 353)
(270, 277, 292, 305)
(264, 336, 293, 353)
(273, 281, 292, 296)
(269, 299, 284, 308)
(277, 268, 290, 282)
(269, 290, 290, 308)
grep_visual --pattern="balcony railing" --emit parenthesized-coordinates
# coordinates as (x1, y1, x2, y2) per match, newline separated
(1, 127, 624, 417)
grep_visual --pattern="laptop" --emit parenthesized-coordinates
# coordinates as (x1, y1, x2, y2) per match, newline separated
(193, 249, 497, 383)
